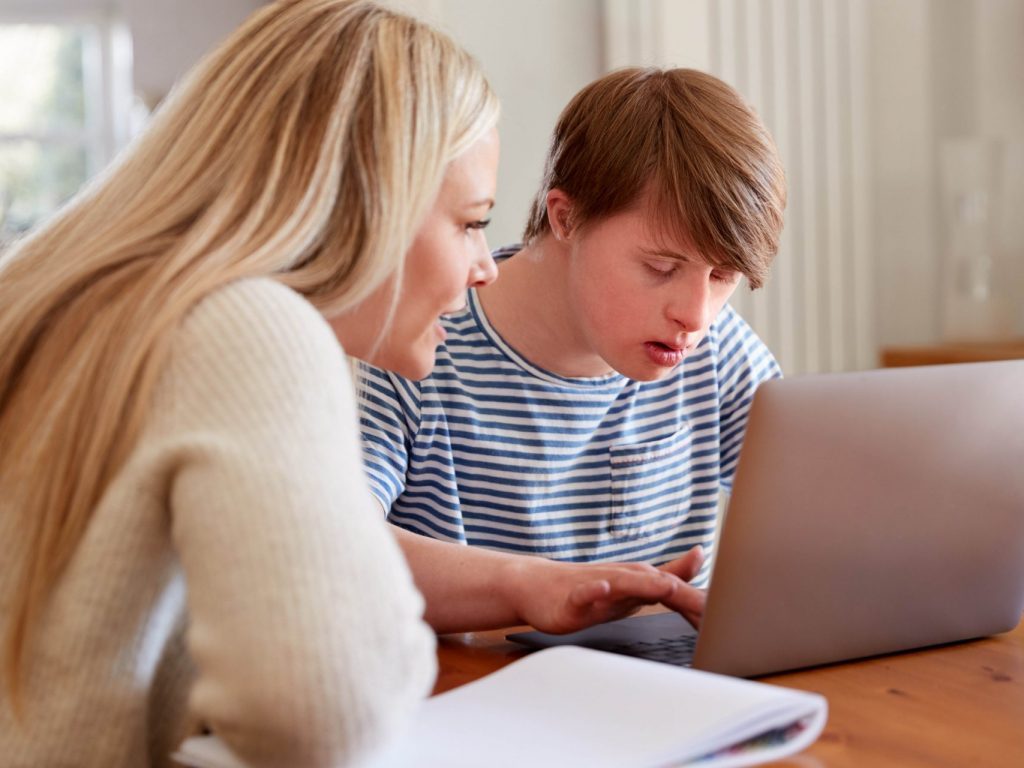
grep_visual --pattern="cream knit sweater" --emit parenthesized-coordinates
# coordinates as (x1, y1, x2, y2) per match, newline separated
(0, 278, 436, 767)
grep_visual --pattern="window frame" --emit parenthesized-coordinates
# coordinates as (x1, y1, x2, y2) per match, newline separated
(0, 6, 133, 237)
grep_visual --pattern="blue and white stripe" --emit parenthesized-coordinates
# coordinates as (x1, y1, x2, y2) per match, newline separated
(356, 250, 780, 585)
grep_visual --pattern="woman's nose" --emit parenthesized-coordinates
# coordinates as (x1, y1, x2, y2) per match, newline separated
(469, 242, 499, 288)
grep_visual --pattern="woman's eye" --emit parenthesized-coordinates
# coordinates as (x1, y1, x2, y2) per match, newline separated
(465, 218, 491, 232)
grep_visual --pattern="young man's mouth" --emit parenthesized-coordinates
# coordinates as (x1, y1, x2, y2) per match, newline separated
(644, 341, 686, 367)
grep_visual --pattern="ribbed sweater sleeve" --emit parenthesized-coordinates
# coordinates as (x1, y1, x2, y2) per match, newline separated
(150, 278, 436, 767)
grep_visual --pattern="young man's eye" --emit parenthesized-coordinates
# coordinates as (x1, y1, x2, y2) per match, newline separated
(465, 218, 491, 231)
(645, 261, 677, 278)
(711, 270, 741, 285)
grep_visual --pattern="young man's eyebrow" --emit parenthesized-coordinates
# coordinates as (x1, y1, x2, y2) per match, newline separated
(641, 248, 739, 273)
(641, 247, 697, 262)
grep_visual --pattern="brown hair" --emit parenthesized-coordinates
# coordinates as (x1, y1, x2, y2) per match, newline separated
(523, 67, 785, 289)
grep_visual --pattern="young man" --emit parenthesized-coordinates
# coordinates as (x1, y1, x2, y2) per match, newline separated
(357, 67, 785, 628)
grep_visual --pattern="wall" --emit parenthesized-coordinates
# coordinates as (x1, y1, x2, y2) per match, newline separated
(975, 0, 1024, 337)
(0, 0, 603, 249)
(416, 0, 1024, 364)
(409, 0, 1024, 366)
(388, 0, 604, 248)
(870, 0, 1024, 346)
(123, 0, 266, 104)
(5, 0, 1021, 361)
(868, 0, 939, 347)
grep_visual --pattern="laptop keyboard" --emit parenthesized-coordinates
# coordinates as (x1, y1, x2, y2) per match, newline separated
(602, 634, 698, 666)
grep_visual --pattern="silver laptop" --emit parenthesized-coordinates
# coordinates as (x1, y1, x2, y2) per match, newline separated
(508, 361, 1024, 677)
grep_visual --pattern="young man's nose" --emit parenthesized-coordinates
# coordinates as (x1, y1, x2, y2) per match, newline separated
(666, 278, 712, 333)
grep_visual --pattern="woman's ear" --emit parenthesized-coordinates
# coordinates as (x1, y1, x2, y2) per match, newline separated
(545, 189, 575, 241)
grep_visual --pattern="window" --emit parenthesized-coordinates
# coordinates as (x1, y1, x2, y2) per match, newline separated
(0, 15, 134, 243)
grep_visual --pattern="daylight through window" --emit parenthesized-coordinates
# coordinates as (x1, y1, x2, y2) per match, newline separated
(0, 19, 133, 243)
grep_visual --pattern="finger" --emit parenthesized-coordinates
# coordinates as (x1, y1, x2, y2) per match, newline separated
(566, 578, 612, 609)
(598, 568, 680, 603)
(658, 545, 705, 582)
(552, 599, 645, 635)
(659, 582, 707, 626)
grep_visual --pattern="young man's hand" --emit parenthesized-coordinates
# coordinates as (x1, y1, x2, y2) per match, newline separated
(504, 545, 705, 634)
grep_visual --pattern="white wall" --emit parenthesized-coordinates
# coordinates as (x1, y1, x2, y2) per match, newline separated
(389, 0, 604, 248)
(977, 0, 1024, 138)
(6, 0, 1021, 357)
(426, 0, 1024, 359)
(123, 0, 265, 104)
(869, 0, 1024, 346)
(1, 0, 600, 248)
(975, 0, 1024, 337)
(868, 0, 940, 347)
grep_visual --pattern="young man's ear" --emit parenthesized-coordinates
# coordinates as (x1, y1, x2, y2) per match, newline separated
(545, 189, 576, 241)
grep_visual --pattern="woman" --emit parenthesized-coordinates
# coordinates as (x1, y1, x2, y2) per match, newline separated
(0, 1, 700, 766)
(0, 2, 481, 765)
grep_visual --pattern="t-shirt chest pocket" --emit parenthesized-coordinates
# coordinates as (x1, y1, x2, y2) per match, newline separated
(608, 426, 695, 540)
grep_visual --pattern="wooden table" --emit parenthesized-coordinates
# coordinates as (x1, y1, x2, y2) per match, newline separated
(880, 339, 1024, 367)
(434, 614, 1024, 767)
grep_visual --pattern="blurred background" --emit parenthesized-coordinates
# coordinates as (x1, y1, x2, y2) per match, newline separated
(1, 0, 1021, 375)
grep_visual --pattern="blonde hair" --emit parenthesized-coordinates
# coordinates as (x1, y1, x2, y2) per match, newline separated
(0, 0, 498, 702)
(524, 67, 785, 289)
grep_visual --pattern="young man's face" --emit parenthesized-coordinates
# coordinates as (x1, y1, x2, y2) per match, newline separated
(564, 204, 743, 381)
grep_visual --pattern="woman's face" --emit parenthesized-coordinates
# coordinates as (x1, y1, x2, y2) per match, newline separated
(332, 129, 500, 379)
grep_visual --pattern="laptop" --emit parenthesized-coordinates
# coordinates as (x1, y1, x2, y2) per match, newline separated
(507, 361, 1024, 677)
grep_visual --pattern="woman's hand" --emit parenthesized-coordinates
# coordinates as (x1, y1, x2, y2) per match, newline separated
(502, 546, 706, 635)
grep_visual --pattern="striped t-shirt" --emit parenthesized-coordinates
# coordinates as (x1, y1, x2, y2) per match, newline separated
(356, 252, 781, 585)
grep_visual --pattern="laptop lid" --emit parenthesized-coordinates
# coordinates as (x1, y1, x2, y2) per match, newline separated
(508, 361, 1024, 676)
(692, 360, 1024, 675)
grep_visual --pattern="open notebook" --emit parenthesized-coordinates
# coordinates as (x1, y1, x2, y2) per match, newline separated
(173, 646, 827, 768)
